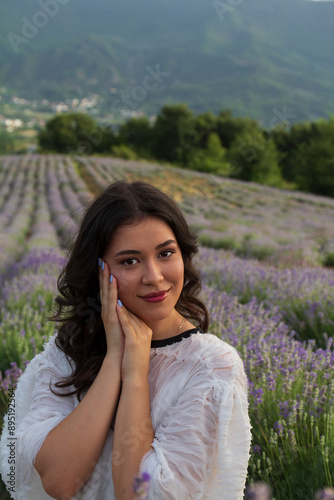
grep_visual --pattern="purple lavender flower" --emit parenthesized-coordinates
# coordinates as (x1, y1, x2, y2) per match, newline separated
(245, 481, 271, 500)
(133, 472, 151, 499)
(251, 388, 264, 406)
(0, 362, 23, 395)
(314, 488, 334, 500)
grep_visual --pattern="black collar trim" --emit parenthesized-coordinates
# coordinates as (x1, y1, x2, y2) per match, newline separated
(151, 328, 202, 348)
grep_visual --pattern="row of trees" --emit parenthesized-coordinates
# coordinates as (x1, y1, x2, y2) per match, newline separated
(38, 105, 334, 197)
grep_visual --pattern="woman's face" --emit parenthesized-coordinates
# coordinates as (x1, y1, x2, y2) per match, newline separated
(103, 217, 184, 327)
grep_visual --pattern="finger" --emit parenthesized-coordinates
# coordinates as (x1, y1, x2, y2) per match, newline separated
(100, 260, 112, 318)
(98, 260, 107, 313)
(98, 258, 103, 298)
(126, 310, 147, 329)
(106, 273, 119, 324)
(116, 302, 134, 334)
(116, 303, 151, 337)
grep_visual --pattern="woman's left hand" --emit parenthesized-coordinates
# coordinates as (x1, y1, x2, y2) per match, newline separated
(116, 302, 153, 383)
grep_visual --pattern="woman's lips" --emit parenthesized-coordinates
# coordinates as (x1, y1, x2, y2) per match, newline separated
(140, 289, 170, 303)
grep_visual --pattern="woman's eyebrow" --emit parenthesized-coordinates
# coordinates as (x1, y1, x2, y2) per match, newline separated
(155, 239, 176, 250)
(114, 239, 176, 257)
(114, 249, 141, 257)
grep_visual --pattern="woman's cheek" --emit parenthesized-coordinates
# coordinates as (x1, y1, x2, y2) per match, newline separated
(113, 272, 131, 300)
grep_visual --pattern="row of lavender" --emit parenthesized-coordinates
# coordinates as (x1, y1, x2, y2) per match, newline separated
(0, 156, 37, 270)
(0, 155, 92, 271)
(0, 155, 333, 499)
(0, 154, 91, 392)
(202, 281, 333, 497)
(199, 247, 334, 347)
(0, 155, 90, 499)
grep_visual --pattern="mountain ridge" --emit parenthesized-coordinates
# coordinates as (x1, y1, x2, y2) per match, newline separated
(0, 0, 333, 121)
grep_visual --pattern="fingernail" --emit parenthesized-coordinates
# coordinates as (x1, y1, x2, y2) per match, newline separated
(98, 258, 101, 267)
(117, 299, 123, 307)
(102, 261, 105, 271)
(110, 274, 113, 283)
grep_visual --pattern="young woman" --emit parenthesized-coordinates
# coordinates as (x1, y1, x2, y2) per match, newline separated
(0, 181, 251, 500)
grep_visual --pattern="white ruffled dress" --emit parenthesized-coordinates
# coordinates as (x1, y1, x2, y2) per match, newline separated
(0, 329, 251, 500)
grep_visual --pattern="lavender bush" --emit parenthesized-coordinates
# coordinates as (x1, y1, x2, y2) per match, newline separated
(199, 247, 334, 347)
(0, 249, 65, 381)
(201, 284, 333, 498)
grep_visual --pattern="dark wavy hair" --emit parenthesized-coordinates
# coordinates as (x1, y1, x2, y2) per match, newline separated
(51, 181, 209, 400)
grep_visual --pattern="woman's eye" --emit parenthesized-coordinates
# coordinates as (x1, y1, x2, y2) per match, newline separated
(122, 258, 138, 266)
(160, 250, 174, 258)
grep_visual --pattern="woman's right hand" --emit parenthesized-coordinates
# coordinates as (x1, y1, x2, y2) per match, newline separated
(99, 259, 125, 360)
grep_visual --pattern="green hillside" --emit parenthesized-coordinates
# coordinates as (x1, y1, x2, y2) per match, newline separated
(0, 0, 334, 121)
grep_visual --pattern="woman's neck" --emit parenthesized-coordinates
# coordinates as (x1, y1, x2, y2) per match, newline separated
(147, 313, 194, 342)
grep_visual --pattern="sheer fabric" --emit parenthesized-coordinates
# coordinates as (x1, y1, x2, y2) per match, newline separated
(0, 331, 251, 499)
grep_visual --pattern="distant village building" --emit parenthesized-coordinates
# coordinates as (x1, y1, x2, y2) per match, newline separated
(4, 118, 23, 132)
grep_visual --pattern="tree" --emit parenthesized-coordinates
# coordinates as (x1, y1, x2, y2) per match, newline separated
(118, 117, 153, 158)
(38, 112, 101, 154)
(190, 133, 231, 176)
(292, 118, 334, 196)
(193, 111, 217, 149)
(216, 110, 259, 150)
(152, 104, 197, 165)
(227, 128, 283, 186)
(271, 121, 319, 182)
(93, 125, 118, 154)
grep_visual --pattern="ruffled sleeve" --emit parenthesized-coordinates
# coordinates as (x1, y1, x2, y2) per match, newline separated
(0, 334, 76, 500)
(139, 337, 251, 500)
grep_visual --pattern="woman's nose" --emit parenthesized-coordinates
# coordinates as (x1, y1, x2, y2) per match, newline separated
(142, 261, 164, 284)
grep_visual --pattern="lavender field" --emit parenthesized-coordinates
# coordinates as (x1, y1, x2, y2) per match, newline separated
(0, 155, 333, 500)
